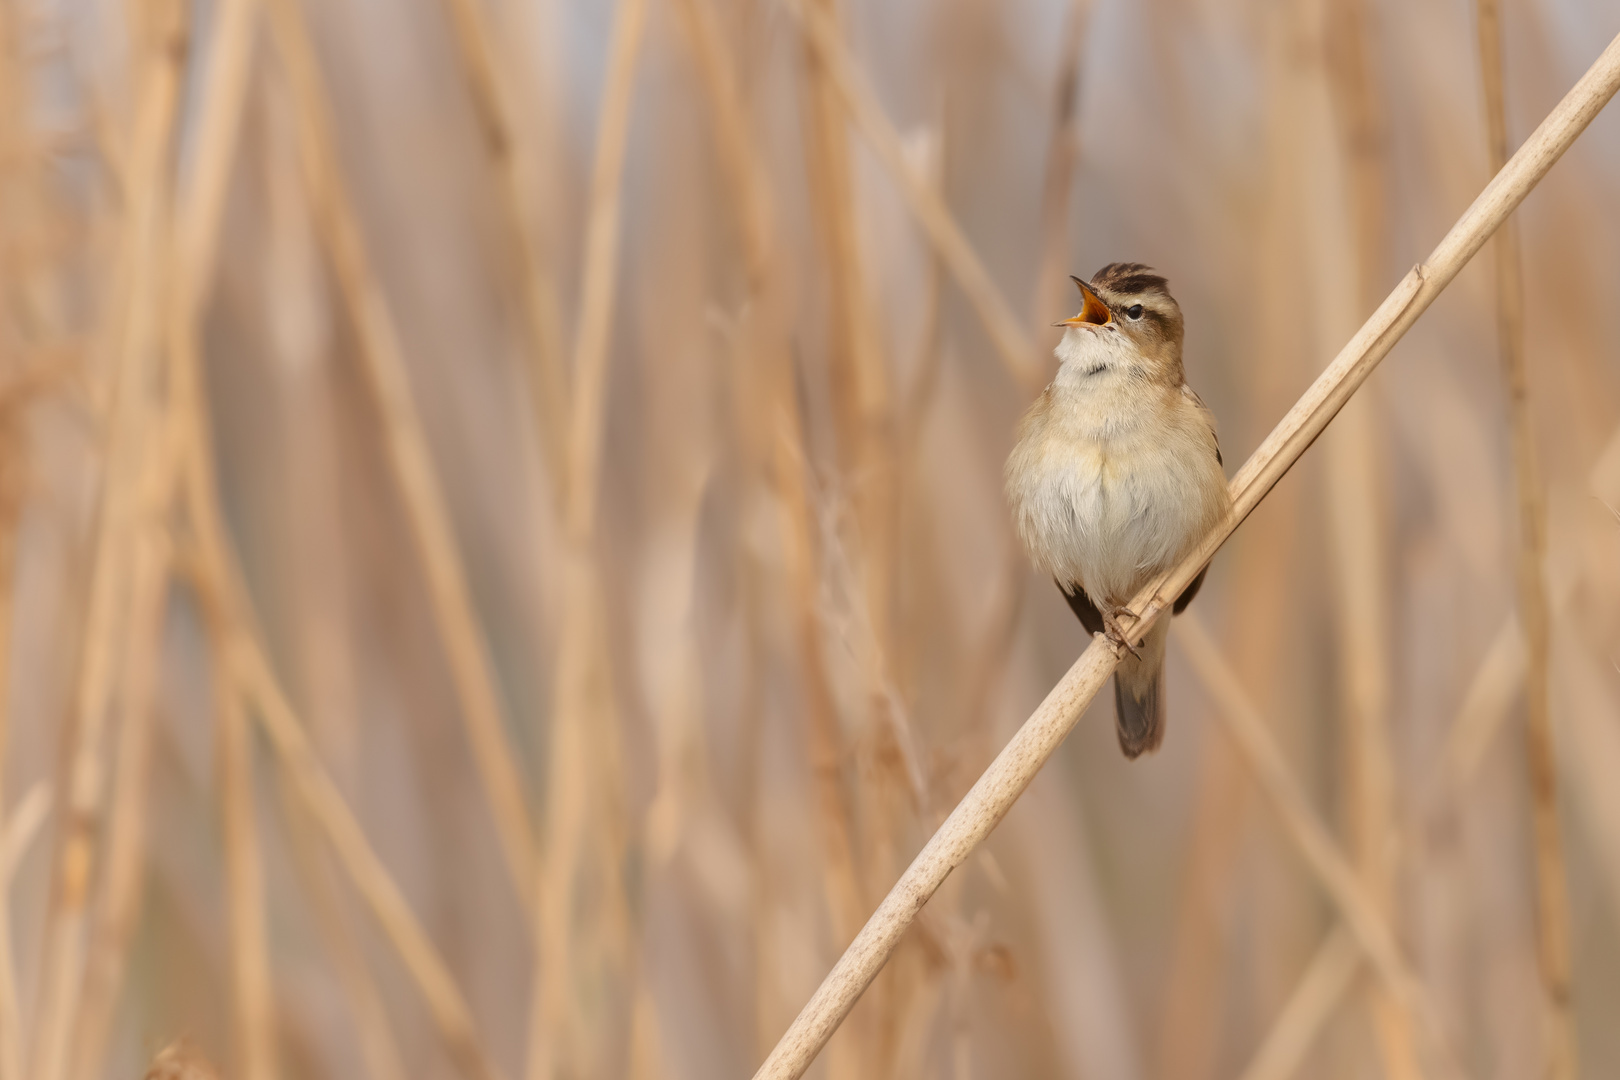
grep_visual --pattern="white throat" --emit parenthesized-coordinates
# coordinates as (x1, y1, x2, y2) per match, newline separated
(1053, 325, 1138, 388)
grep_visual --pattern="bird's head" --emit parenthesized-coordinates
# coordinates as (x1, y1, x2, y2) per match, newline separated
(1054, 263, 1184, 382)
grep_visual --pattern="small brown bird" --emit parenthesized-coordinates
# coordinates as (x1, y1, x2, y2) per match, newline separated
(1005, 264, 1230, 757)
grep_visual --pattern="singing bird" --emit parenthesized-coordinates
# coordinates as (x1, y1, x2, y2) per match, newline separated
(1005, 264, 1230, 758)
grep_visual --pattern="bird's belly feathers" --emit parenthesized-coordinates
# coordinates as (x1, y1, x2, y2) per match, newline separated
(1008, 423, 1223, 606)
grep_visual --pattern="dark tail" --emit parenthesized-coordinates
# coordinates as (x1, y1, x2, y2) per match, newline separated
(1113, 619, 1169, 758)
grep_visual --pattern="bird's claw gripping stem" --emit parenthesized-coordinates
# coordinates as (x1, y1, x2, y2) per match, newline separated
(1102, 607, 1142, 661)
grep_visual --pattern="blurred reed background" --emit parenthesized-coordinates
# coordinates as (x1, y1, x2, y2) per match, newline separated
(2, 0, 1620, 1077)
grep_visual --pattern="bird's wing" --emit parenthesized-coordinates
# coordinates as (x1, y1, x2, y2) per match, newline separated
(1057, 580, 1105, 635)
(1180, 382, 1222, 466)
(1173, 563, 1209, 614)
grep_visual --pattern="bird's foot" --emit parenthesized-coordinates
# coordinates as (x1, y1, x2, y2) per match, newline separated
(1102, 607, 1142, 660)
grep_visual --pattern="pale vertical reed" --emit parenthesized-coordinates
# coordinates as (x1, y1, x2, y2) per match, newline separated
(273, 776, 408, 1080)
(753, 34, 1620, 1076)
(1175, 613, 1454, 1077)
(29, 6, 188, 1078)
(787, 0, 1042, 392)
(957, 0, 1091, 744)
(0, 784, 48, 884)
(529, 0, 649, 1075)
(1474, 2, 1577, 1076)
(68, 488, 170, 1080)
(165, 77, 503, 1069)
(70, 5, 260, 1075)
(665, 0, 851, 1058)
(435, 0, 570, 497)
(1157, 4, 1319, 1067)
(796, 0, 912, 1067)
(672, 2, 869, 1055)
(0, 16, 29, 1074)
(1206, 414, 1620, 1078)
(1225, 419, 1620, 1080)
(205, 588, 277, 1080)
(262, 0, 538, 903)
(1030, 0, 1093, 335)
(0, 384, 28, 1080)
(793, 30, 911, 1016)
(1313, 0, 1419, 1072)
(177, 468, 506, 1080)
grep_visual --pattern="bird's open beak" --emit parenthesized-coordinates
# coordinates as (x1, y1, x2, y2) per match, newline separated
(1056, 276, 1112, 327)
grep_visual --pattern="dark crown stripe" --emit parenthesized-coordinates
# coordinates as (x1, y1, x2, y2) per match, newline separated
(1090, 262, 1170, 296)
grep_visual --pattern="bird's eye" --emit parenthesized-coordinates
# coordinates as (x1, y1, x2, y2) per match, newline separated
(1126, 304, 1145, 320)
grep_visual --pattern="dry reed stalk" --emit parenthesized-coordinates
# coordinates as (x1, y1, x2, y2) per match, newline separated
(797, 0, 884, 481)
(1434, 418, 1620, 793)
(768, 366, 868, 975)
(1154, 737, 1248, 1080)
(668, 0, 839, 1055)
(1473, 4, 1576, 1076)
(28, 7, 188, 1078)
(0, 19, 28, 1070)
(177, 505, 506, 1080)
(1439, 566, 1578, 802)
(67, 509, 170, 1080)
(163, 108, 500, 1072)
(673, 0, 772, 286)
(262, 0, 537, 902)
(1030, 0, 1092, 333)
(751, 35, 1620, 1078)
(1226, 574, 1579, 1079)
(1235, 925, 1362, 1080)
(558, 0, 649, 544)
(176, 22, 275, 1073)
(0, 783, 48, 883)
(274, 772, 408, 1080)
(0, 143, 49, 1075)
(794, 4, 905, 925)
(188, 19, 278, 1070)
(1175, 613, 1454, 1075)
(435, 0, 570, 494)
(1212, 446, 1606, 1080)
(1560, 645, 1620, 968)
(785, 0, 1042, 393)
(71, 7, 260, 1074)
(1225, 434, 1620, 1080)
(167, 251, 504, 1080)
(528, 0, 648, 1075)
(0, 399, 26, 1080)
(669, 0, 856, 1053)
(674, 1, 871, 1063)
(957, 0, 1091, 753)
(814, 18, 921, 1051)
(1310, 1, 1419, 1070)
(205, 592, 279, 1080)
(1158, 9, 1312, 1065)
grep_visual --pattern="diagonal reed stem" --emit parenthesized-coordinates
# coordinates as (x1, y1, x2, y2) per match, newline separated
(751, 31, 1620, 1080)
